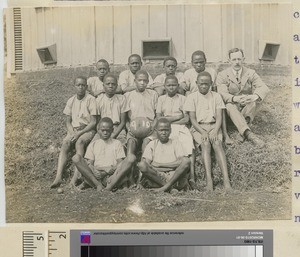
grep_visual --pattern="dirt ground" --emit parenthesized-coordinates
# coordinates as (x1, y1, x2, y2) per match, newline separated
(4, 65, 292, 223)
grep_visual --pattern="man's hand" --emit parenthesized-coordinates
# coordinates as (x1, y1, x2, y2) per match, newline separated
(232, 95, 247, 104)
(151, 161, 160, 168)
(240, 94, 259, 105)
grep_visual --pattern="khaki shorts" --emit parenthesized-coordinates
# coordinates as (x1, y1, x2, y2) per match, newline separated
(64, 130, 96, 146)
(191, 123, 222, 145)
(142, 167, 188, 190)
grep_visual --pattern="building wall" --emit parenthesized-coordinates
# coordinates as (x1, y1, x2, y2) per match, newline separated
(6, 3, 292, 73)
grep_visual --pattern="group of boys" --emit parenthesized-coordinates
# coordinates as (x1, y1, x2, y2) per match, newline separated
(50, 48, 269, 193)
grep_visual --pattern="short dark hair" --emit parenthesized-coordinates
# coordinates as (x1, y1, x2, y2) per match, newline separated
(156, 117, 171, 128)
(163, 56, 177, 66)
(164, 74, 178, 84)
(228, 48, 244, 58)
(135, 70, 149, 79)
(197, 71, 212, 82)
(75, 76, 87, 84)
(103, 73, 117, 83)
(128, 54, 142, 63)
(98, 117, 113, 128)
(191, 50, 206, 61)
(96, 59, 109, 67)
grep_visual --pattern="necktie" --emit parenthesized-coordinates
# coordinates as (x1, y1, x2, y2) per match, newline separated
(236, 71, 240, 83)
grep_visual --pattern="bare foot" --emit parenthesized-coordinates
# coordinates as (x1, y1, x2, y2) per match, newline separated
(224, 136, 234, 145)
(150, 187, 166, 193)
(206, 183, 213, 192)
(96, 184, 104, 192)
(50, 178, 62, 189)
(189, 179, 196, 190)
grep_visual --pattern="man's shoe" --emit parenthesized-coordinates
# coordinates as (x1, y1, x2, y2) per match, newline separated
(246, 131, 265, 148)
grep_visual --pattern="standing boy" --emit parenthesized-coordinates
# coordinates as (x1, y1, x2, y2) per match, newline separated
(156, 75, 196, 188)
(137, 118, 190, 193)
(72, 117, 136, 191)
(118, 54, 154, 93)
(153, 57, 185, 96)
(87, 59, 110, 97)
(51, 76, 97, 188)
(95, 74, 129, 145)
(184, 72, 232, 192)
(126, 70, 158, 156)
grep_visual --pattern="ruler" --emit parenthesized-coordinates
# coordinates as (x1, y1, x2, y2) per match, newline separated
(22, 230, 69, 257)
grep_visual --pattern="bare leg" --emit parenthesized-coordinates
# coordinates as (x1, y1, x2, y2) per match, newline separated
(137, 160, 165, 187)
(201, 141, 213, 191)
(212, 141, 232, 191)
(142, 137, 151, 153)
(222, 110, 233, 145)
(69, 137, 87, 186)
(153, 157, 190, 192)
(72, 154, 103, 190)
(188, 150, 196, 189)
(106, 155, 136, 191)
(127, 138, 138, 185)
(51, 137, 72, 188)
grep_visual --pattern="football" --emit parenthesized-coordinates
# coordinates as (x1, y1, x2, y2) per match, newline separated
(129, 117, 152, 138)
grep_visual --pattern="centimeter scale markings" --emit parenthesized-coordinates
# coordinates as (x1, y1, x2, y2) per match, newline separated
(22, 230, 69, 257)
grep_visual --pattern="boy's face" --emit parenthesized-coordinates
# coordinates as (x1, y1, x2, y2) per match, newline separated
(97, 122, 113, 140)
(135, 74, 149, 92)
(164, 60, 177, 75)
(196, 75, 211, 95)
(229, 51, 244, 71)
(128, 56, 142, 74)
(192, 55, 206, 73)
(164, 78, 179, 97)
(156, 122, 171, 143)
(96, 62, 109, 79)
(75, 78, 87, 97)
(103, 77, 117, 95)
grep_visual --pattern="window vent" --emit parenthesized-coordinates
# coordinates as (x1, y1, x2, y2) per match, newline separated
(13, 8, 22, 71)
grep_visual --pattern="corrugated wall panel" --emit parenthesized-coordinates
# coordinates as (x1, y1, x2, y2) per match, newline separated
(70, 7, 82, 66)
(149, 5, 167, 38)
(131, 5, 149, 56)
(95, 6, 114, 63)
(243, 4, 254, 63)
(44, 7, 54, 45)
(22, 8, 32, 71)
(36, 7, 46, 70)
(233, 5, 244, 50)
(185, 5, 203, 63)
(29, 8, 40, 70)
(113, 6, 131, 64)
(52, 7, 63, 67)
(167, 5, 185, 62)
(202, 5, 222, 62)
(80, 7, 96, 65)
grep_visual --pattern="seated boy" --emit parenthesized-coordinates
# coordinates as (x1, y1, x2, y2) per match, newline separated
(118, 54, 154, 93)
(156, 75, 196, 189)
(87, 59, 110, 97)
(137, 118, 190, 193)
(184, 71, 232, 192)
(153, 57, 185, 96)
(51, 76, 97, 188)
(184, 50, 232, 144)
(95, 74, 128, 145)
(72, 117, 136, 191)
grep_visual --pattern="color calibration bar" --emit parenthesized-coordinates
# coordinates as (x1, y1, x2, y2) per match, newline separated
(70, 230, 272, 257)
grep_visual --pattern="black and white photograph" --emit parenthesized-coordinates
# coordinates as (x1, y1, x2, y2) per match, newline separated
(3, 2, 292, 223)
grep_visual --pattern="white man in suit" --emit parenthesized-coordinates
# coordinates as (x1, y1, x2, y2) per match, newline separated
(216, 48, 269, 147)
